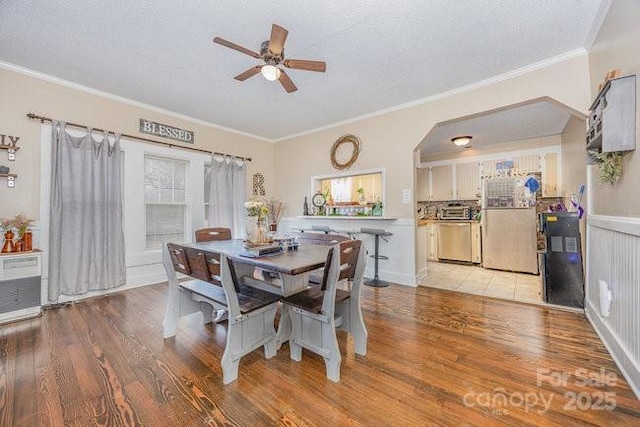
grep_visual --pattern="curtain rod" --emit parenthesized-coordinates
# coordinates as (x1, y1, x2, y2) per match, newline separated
(26, 113, 252, 162)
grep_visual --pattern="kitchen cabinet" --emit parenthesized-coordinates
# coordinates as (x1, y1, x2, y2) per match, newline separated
(424, 146, 561, 201)
(542, 152, 558, 197)
(471, 222, 481, 264)
(514, 154, 541, 174)
(417, 167, 430, 201)
(430, 165, 453, 201)
(455, 161, 480, 200)
(425, 224, 438, 260)
(417, 224, 428, 273)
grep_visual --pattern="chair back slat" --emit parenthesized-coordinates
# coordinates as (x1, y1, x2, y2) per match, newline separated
(186, 250, 210, 282)
(293, 232, 350, 246)
(195, 227, 232, 242)
(167, 243, 224, 286)
(167, 243, 191, 275)
(205, 253, 222, 285)
(319, 247, 334, 291)
(338, 240, 361, 282)
(224, 257, 242, 293)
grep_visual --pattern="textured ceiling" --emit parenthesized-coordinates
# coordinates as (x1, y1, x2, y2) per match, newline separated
(0, 1, 605, 140)
(419, 100, 579, 158)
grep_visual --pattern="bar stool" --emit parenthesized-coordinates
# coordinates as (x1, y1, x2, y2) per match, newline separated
(359, 227, 393, 287)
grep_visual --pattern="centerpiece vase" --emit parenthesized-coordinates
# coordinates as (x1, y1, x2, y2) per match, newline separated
(2, 230, 15, 253)
(246, 216, 268, 245)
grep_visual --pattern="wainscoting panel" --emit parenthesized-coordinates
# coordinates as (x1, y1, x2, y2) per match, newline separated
(586, 215, 640, 399)
(279, 217, 418, 286)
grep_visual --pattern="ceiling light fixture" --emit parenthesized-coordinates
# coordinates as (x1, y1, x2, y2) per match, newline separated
(452, 136, 472, 147)
(261, 64, 281, 81)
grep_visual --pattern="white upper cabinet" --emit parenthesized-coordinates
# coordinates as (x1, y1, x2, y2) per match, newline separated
(542, 152, 558, 197)
(421, 145, 561, 201)
(454, 161, 480, 200)
(514, 154, 541, 174)
(417, 167, 431, 201)
(431, 165, 454, 201)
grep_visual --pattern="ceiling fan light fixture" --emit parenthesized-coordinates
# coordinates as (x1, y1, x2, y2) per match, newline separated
(452, 136, 472, 147)
(261, 64, 281, 81)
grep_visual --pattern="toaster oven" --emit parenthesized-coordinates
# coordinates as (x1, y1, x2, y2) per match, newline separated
(439, 206, 471, 220)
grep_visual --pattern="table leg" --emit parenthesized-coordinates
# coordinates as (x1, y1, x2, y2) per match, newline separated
(275, 272, 309, 348)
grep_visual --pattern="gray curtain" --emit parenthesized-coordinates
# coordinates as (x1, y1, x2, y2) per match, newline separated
(48, 121, 126, 301)
(208, 155, 246, 238)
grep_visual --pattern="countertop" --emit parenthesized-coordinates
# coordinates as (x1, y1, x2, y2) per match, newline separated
(417, 219, 480, 226)
(297, 215, 398, 220)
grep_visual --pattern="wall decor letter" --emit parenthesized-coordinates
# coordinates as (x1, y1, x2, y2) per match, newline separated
(252, 173, 265, 196)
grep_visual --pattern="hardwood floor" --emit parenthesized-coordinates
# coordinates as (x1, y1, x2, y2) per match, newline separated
(1, 283, 639, 426)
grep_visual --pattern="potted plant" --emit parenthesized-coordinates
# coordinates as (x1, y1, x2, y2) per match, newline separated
(244, 198, 269, 245)
(13, 213, 34, 251)
(589, 150, 624, 185)
(356, 187, 366, 205)
(372, 199, 384, 216)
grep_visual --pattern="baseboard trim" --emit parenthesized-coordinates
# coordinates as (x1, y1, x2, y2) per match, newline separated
(586, 299, 640, 399)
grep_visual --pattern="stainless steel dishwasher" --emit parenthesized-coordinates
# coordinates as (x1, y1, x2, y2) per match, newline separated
(437, 222, 472, 262)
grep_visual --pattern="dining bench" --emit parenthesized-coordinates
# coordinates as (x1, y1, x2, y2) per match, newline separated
(163, 243, 281, 384)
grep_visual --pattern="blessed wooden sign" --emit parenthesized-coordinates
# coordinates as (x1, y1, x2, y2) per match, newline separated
(139, 119, 194, 144)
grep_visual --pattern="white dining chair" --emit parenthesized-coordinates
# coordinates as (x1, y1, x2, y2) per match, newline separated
(281, 239, 367, 381)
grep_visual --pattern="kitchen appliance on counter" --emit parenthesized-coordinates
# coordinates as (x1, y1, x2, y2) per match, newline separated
(439, 205, 471, 220)
(481, 177, 538, 274)
(539, 212, 584, 308)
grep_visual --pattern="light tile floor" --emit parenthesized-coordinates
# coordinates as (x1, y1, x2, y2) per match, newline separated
(421, 262, 544, 305)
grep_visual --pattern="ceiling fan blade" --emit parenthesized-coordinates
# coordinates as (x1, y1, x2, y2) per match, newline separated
(283, 59, 326, 73)
(213, 37, 261, 59)
(234, 66, 262, 81)
(278, 69, 297, 93)
(269, 24, 288, 56)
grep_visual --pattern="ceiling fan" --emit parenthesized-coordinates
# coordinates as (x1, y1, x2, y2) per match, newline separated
(213, 24, 326, 93)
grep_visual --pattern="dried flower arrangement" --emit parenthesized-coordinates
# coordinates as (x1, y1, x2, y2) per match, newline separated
(266, 198, 286, 225)
(13, 213, 33, 237)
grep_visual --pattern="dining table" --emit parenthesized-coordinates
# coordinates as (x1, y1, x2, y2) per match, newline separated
(162, 239, 331, 346)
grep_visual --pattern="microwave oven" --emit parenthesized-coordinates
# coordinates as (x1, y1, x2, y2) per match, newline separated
(439, 206, 471, 220)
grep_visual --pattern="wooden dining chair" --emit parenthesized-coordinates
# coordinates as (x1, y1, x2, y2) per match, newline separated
(195, 227, 232, 242)
(291, 231, 351, 286)
(193, 227, 232, 321)
(219, 254, 281, 384)
(281, 239, 367, 382)
(163, 243, 280, 384)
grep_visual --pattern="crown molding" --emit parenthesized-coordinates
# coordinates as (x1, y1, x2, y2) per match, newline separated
(0, 60, 273, 143)
(275, 48, 588, 142)
(583, 0, 612, 50)
(1, 47, 588, 144)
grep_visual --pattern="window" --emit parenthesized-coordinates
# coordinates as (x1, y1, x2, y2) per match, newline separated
(144, 156, 188, 250)
(317, 171, 383, 205)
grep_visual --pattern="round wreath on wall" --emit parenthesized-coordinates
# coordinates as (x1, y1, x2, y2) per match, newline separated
(330, 134, 361, 170)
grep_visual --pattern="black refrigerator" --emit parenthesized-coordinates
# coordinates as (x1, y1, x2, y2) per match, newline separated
(539, 212, 584, 308)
